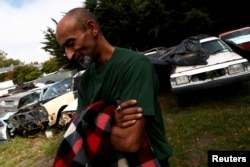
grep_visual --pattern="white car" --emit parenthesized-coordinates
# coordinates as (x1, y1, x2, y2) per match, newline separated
(143, 35, 250, 95)
(40, 70, 85, 127)
(169, 35, 250, 94)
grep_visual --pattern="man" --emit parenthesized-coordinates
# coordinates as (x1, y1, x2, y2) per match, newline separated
(56, 7, 172, 166)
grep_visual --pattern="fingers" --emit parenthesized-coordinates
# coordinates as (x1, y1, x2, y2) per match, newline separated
(114, 99, 143, 128)
(121, 119, 137, 128)
(121, 111, 143, 128)
(119, 99, 137, 110)
(121, 106, 143, 116)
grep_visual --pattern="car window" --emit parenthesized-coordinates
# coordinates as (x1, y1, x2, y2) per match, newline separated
(17, 92, 40, 108)
(201, 39, 229, 54)
(42, 79, 72, 100)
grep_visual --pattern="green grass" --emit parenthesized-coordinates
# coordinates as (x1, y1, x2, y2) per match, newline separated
(159, 84, 250, 167)
(0, 84, 250, 167)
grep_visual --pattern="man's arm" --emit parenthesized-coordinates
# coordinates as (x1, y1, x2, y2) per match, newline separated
(110, 99, 146, 152)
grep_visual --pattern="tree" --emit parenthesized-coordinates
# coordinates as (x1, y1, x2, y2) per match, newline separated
(12, 65, 42, 84)
(42, 57, 62, 73)
(41, 0, 250, 59)
(89, 0, 172, 50)
(0, 50, 21, 67)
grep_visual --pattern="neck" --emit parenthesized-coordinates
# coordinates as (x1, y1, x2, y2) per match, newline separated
(95, 37, 115, 68)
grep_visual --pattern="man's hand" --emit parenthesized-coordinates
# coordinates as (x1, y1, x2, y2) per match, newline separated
(111, 99, 145, 152)
(114, 99, 143, 128)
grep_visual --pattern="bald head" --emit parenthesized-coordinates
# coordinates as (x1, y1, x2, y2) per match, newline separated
(56, 7, 114, 66)
(58, 8, 101, 33)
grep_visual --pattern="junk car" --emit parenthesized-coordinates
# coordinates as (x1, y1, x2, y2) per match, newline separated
(1, 79, 72, 137)
(0, 91, 47, 141)
(143, 34, 250, 95)
(40, 70, 85, 127)
(219, 26, 250, 61)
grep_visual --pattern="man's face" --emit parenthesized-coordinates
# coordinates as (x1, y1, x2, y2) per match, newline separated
(56, 17, 95, 68)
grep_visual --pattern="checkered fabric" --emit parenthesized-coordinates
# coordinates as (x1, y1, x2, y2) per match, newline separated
(53, 100, 160, 167)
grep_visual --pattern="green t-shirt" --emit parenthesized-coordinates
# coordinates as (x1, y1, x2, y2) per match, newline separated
(77, 47, 172, 160)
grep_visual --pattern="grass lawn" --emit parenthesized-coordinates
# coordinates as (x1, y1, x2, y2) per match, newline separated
(0, 84, 250, 167)
(159, 84, 250, 167)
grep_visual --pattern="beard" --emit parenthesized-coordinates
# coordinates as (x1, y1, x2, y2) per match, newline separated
(70, 54, 93, 69)
(79, 55, 93, 69)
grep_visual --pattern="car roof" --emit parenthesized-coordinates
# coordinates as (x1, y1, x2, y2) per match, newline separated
(219, 27, 250, 38)
(200, 36, 219, 43)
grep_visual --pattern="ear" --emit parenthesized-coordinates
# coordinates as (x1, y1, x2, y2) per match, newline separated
(86, 20, 98, 36)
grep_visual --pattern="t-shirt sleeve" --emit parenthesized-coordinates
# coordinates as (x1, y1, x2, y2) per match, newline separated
(121, 57, 159, 116)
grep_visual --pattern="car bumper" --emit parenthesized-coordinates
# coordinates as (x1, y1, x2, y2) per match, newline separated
(0, 123, 8, 142)
(171, 72, 250, 94)
(59, 110, 76, 127)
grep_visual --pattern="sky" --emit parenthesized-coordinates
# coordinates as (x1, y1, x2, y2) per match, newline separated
(0, 0, 83, 64)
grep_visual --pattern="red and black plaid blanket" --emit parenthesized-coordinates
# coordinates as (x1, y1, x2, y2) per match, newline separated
(53, 100, 160, 167)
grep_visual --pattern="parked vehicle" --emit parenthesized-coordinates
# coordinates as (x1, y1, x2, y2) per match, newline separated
(143, 34, 250, 95)
(143, 47, 172, 91)
(0, 91, 48, 141)
(30, 78, 72, 104)
(0, 79, 73, 138)
(169, 35, 250, 94)
(40, 70, 85, 127)
(219, 26, 250, 60)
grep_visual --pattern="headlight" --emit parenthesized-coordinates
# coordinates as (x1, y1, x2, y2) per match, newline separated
(228, 64, 244, 75)
(174, 76, 189, 85)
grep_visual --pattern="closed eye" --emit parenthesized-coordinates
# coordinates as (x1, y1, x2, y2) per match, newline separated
(63, 39, 75, 48)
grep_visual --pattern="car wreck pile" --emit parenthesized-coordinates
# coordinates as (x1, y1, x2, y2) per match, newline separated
(0, 70, 84, 143)
(2, 28, 250, 143)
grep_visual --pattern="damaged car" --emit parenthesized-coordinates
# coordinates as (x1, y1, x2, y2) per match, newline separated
(0, 91, 48, 141)
(0, 79, 73, 138)
(219, 26, 250, 60)
(39, 70, 85, 127)
(144, 34, 250, 95)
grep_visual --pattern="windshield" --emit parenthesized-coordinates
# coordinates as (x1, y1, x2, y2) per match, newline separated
(18, 92, 40, 108)
(201, 39, 230, 54)
(42, 79, 72, 100)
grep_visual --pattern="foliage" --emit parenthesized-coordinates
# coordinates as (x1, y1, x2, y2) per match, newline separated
(42, 57, 62, 73)
(0, 50, 21, 67)
(41, 19, 64, 57)
(0, 73, 7, 82)
(91, 0, 172, 50)
(0, 71, 13, 82)
(41, 0, 250, 61)
(12, 65, 42, 84)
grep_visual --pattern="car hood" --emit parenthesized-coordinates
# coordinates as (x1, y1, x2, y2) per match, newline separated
(174, 52, 243, 73)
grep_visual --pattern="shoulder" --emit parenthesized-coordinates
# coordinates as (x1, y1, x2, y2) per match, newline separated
(114, 47, 150, 63)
